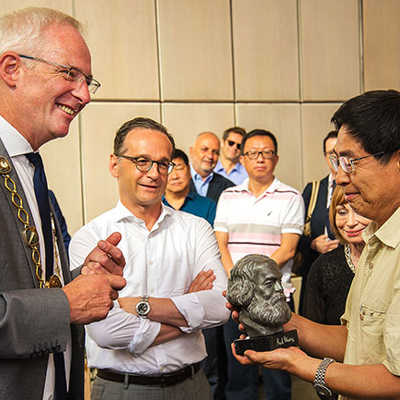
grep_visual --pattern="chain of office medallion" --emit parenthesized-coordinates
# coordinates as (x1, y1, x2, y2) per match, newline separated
(3, 173, 46, 288)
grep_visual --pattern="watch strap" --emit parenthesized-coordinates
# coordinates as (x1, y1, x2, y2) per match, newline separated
(313, 357, 335, 399)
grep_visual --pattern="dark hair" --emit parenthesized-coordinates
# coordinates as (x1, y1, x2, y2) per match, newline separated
(241, 129, 278, 155)
(323, 130, 338, 154)
(331, 90, 400, 163)
(172, 149, 189, 165)
(223, 127, 246, 141)
(114, 117, 175, 156)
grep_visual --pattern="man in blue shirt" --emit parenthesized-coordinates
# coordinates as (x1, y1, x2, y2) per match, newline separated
(163, 149, 216, 226)
(214, 127, 248, 185)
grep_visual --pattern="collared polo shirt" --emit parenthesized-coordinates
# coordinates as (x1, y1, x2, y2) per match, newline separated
(340, 207, 400, 400)
(162, 191, 216, 226)
(214, 177, 304, 276)
(214, 160, 248, 186)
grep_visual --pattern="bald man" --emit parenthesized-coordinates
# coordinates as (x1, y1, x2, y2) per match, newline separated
(189, 132, 234, 203)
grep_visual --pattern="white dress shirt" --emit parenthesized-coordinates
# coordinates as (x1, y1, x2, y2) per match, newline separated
(69, 202, 229, 375)
(0, 116, 71, 400)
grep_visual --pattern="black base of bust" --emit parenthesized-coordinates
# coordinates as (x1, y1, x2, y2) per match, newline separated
(234, 329, 298, 356)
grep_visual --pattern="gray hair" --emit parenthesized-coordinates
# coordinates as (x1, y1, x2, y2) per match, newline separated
(227, 254, 278, 307)
(0, 7, 83, 55)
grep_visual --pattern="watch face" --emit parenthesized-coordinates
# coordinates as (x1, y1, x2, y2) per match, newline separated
(315, 384, 333, 400)
(136, 300, 150, 316)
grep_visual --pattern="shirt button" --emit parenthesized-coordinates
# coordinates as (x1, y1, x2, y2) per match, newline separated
(360, 313, 364, 321)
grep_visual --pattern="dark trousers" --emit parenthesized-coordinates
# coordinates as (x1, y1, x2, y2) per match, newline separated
(202, 326, 227, 400)
(223, 317, 291, 400)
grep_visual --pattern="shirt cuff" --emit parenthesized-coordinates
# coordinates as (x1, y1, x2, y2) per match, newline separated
(128, 318, 161, 356)
(171, 293, 205, 333)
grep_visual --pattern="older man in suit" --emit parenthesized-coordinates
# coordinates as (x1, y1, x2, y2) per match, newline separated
(189, 132, 234, 203)
(0, 8, 126, 400)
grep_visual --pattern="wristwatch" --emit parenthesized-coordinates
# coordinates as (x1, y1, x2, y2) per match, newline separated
(136, 296, 151, 318)
(313, 357, 335, 400)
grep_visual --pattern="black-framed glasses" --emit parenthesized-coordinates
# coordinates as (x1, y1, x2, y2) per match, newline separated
(329, 151, 384, 174)
(18, 54, 101, 94)
(117, 154, 175, 175)
(243, 150, 276, 160)
(227, 140, 241, 150)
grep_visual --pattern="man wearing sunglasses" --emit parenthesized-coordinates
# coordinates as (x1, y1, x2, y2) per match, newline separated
(232, 90, 400, 400)
(215, 127, 248, 185)
(70, 117, 229, 400)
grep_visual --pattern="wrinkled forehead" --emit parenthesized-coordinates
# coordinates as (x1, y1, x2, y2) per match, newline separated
(254, 261, 281, 280)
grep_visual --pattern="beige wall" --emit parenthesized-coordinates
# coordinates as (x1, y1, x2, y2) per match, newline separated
(5, 0, 400, 234)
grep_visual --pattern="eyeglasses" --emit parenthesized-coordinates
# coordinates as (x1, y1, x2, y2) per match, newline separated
(117, 154, 175, 175)
(243, 150, 276, 160)
(18, 54, 101, 94)
(227, 140, 241, 150)
(329, 151, 384, 174)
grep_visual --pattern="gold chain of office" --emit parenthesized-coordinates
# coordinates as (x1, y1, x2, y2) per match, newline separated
(0, 157, 62, 288)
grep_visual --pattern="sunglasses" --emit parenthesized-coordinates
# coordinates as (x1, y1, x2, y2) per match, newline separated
(227, 140, 241, 150)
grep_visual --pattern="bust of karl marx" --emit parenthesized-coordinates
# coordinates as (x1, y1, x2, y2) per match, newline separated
(226, 254, 291, 337)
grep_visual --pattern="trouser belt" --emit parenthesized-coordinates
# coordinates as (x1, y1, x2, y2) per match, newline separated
(97, 362, 202, 387)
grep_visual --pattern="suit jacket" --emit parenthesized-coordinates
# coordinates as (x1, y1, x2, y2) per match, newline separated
(189, 172, 235, 203)
(0, 139, 84, 400)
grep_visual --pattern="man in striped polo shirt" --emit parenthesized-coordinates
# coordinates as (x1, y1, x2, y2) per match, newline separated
(215, 129, 304, 400)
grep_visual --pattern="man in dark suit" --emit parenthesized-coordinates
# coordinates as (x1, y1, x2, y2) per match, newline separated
(189, 131, 234, 400)
(189, 131, 234, 203)
(298, 130, 340, 313)
(0, 8, 126, 400)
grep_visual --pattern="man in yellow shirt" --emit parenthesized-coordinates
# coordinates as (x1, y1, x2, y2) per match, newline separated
(232, 90, 400, 400)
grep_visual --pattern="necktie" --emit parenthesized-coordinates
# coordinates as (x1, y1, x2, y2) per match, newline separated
(25, 152, 54, 280)
(25, 152, 67, 400)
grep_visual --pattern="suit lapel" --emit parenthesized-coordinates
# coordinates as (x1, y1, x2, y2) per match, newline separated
(0, 138, 40, 287)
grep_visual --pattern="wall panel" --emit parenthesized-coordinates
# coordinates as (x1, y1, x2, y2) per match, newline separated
(158, 0, 233, 100)
(162, 103, 235, 152)
(233, 0, 299, 101)
(236, 104, 302, 190)
(300, 0, 360, 100)
(301, 103, 342, 186)
(76, 0, 159, 100)
(41, 121, 82, 235)
(0, 0, 72, 14)
(364, 0, 400, 91)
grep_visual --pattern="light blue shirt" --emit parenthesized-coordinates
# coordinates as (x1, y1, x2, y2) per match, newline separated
(190, 164, 213, 197)
(214, 160, 248, 185)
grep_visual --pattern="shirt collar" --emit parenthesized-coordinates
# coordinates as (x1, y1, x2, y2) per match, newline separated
(0, 115, 33, 157)
(215, 159, 242, 174)
(239, 177, 279, 194)
(190, 164, 213, 183)
(328, 173, 335, 187)
(113, 200, 173, 227)
(363, 206, 400, 249)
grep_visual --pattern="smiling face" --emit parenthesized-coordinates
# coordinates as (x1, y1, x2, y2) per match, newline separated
(166, 157, 191, 194)
(110, 128, 173, 214)
(14, 23, 92, 149)
(190, 133, 220, 178)
(240, 135, 279, 184)
(335, 202, 370, 245)
(335, 126, 400, 226)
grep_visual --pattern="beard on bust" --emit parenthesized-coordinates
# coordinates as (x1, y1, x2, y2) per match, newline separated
(247, 292, 291, 329)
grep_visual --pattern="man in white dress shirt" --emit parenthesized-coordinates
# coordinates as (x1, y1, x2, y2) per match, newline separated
(70, 117, 230, 400)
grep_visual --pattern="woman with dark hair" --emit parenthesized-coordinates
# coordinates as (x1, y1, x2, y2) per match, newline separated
(303, 186, 371, 325)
